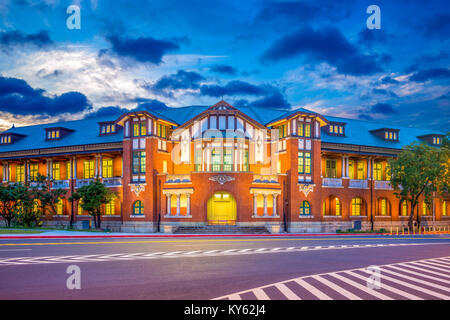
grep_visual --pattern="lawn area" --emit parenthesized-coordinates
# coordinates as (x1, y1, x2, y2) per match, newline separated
(0, 228, 46, 234)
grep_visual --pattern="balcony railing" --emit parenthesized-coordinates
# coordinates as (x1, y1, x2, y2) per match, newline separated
(165, 174, 191, 183)
(322, 178, 343, 187)
(253, 174, 278, 183)
(52, 180, 70, 189)
(374, 180, 393, 190)
(102, 177, 122, 186)
(349, 179, 369, 189)
(76, 178, 94, 188)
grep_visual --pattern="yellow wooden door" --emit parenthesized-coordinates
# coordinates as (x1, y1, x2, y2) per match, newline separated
(207, 192, 236, 225)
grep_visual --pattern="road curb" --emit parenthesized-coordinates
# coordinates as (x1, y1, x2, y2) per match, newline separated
(0, 232, 399, 239)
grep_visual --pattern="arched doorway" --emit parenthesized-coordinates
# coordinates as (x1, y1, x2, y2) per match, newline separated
(207, 192, 237, 225)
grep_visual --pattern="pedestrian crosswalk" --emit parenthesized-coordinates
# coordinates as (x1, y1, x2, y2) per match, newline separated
(0, 242, 447, 267)
(214, 256, 450, 300)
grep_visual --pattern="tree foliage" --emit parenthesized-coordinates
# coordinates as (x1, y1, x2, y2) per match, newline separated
(389, 141, 449, 229)
(71, 179, 116, 229)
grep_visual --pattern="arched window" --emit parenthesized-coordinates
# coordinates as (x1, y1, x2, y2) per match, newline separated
(443, 201, 447, 216)
(422, 201, 430, 216)
(401, 200, 408, 216)
(377, 198, 390, 216)
(351, 197, 362, 216)
(335, 197, 341, 216)
(56, 198, 63, 215)
(105, 199, 115, 215)
(300, 201, 311, 216)
(133, 200, 144, 216)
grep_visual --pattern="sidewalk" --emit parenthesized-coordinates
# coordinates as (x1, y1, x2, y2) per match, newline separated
(0, 229, 416, 239)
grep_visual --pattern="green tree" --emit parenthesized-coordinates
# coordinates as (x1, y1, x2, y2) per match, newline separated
(31, 174, 67, 217)
(71, 179, 116, 229)
(0, 183, 27, 227)
(389, 142, 449, 229)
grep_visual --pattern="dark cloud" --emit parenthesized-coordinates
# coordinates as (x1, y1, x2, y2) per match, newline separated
(247, 92, 291, 109)
(84, 106, 130, 119)
(357, 28, 387, 46)
(209, 64, 237, 75)
(136, 99, 169, 111)
(200, 80, 273, 97)
(358, 114, 373, 121)
(0, 30, 52, 48)
(260, 26, 383, 76)
(410, 68, 450, 82)
(151, 70, 204, 92)
(106, 35, 180, 64)
(370, 103, 397, 114)
(0, 76, 91, 116)
(381, 76, 399, 84)
(36, 69, 63, 79)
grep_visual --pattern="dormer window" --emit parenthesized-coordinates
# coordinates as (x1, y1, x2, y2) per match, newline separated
(47, 129, 60, 140)
(370, 128, 399, 142)
(432, 137, 442, 145)
(45, 127, 74, 141)
(100, 123, 116, 135)
(327, 122, 345, 136)
(0, 135, 11, 144)
(278, 124, 287, 138)
(384, 131, 397, 141)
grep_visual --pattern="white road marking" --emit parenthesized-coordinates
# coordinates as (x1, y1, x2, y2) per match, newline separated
(215, 256, 450, 300)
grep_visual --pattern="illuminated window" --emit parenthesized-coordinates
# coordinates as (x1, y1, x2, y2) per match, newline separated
(336, 198, 341, 216)
(299, 152, 311, 174)
(162, 160, 168, 174)
(300, 201, 311, 216)
(443, 201, 447, 216)
(157, 124, 167, 139)
(30, 164, 38, 181)
(380, 198, 388, 215)
(83, 160, 95, 179)
(52, 162, 60, 181)
(304, 124, 311, 137)
(100, 123, 116, 135)
(278, 124, 287, 138)
(385, 163, 391, 181)
(351, 197, 362, 216)
(46, 129, 61, 140)
(32, 199, 40, 213)
(422, 201, 430, 215)
(243, 150, 249, 172)
(357, 161, 365, 179)
(298, 123, 304, 137)
(0, 135, 12, 144)
(56, 198, 63, 215)
(325, 159, 336, 178)
(78, 200, 85, 215)
(401, 200, 408, 216)
(348, 160, 355, 179)
(67, 161, 72, 179)
(133, 200, 144, 215)
(16, 165, 25, 183)
(105, 199, 115, 215)
(373, 162, 382, 181)
(102, 159, 113, 178)
(132, 152, 146, 174)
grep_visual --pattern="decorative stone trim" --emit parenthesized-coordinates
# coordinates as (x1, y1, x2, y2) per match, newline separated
(323, 215, 342, 218)
(298, 183, 315, 197)
(209, 175, 235, 185)
(130, 215, 146, 218)
(299, 215, 314, 219)
(129, 183, 146, 197)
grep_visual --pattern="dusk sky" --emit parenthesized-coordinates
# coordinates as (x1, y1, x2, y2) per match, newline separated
(0, 0, 448, 132)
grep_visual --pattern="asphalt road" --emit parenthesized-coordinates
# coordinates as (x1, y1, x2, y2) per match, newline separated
(0, 235, 449, 300)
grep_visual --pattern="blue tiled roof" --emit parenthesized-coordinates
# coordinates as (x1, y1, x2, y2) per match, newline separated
(0, 103, 445, 154)
(0, 116, 123, 153)
(321, 115, 445, 150)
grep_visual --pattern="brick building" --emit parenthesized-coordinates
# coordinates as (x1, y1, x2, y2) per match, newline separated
(0, 100, 448, 232)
